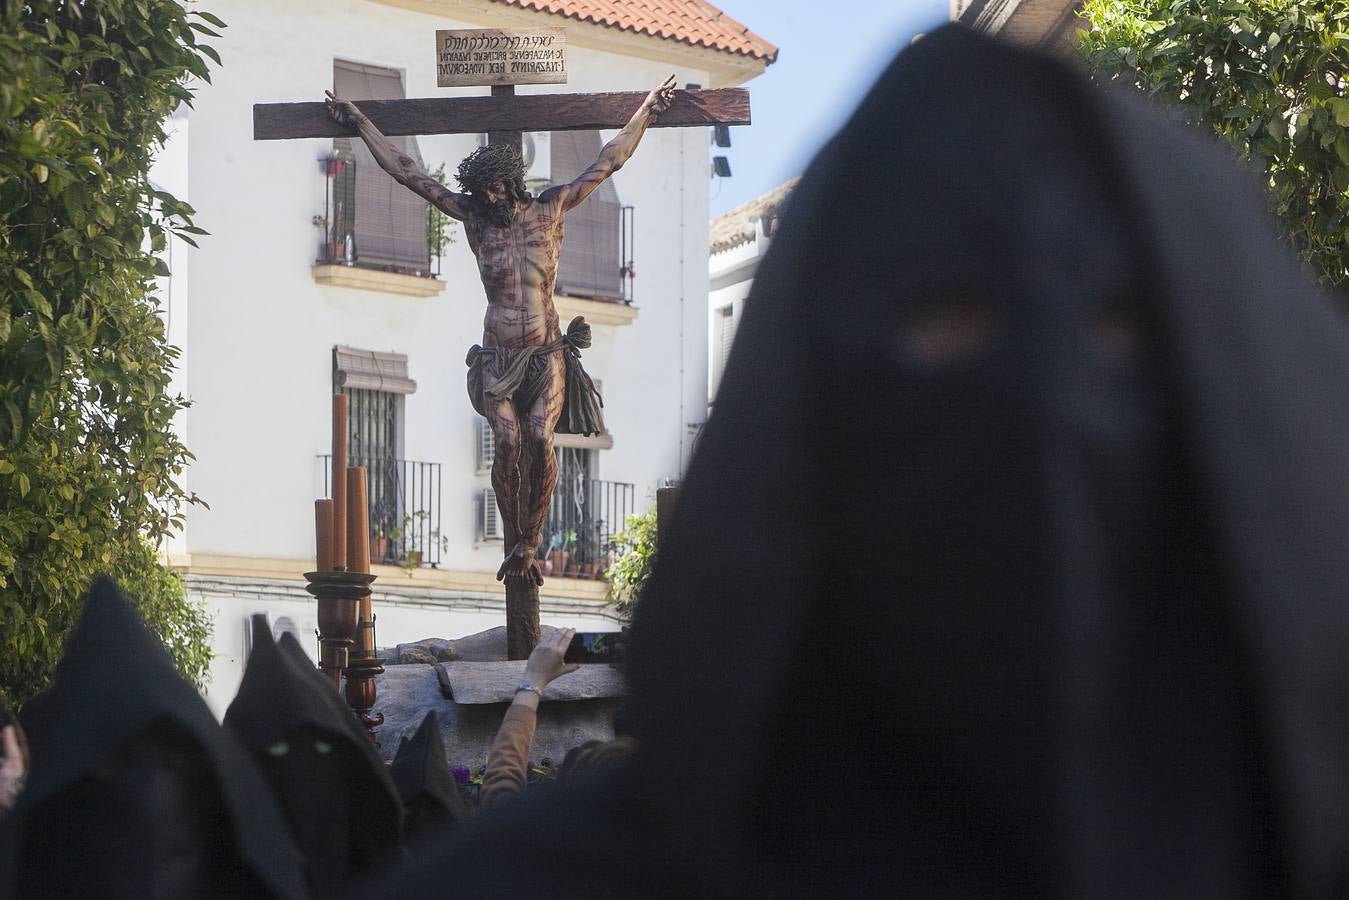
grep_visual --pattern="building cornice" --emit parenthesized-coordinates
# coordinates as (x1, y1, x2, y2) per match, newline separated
(313, 264, 448, 297)
(172, 553, 611, 602)
(367, 0, 768, 87)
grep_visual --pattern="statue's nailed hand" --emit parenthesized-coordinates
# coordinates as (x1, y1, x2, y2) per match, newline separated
(645, 74, 677, 116)
(324, 90, 360, 127)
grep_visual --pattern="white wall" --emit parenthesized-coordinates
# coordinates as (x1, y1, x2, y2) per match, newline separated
(707, 224, 768, 407)
(147, 111, 193, 561)
(177, 0, 712, 569)
(196, 575, 621, 718)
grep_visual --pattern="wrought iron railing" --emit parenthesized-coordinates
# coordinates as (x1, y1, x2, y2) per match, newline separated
(540, 477, 635, 580)
(321, 454, 443, 568)
(316, 153, 439, 277)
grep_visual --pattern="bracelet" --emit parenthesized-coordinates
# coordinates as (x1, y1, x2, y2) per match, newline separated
(515, 682, 543, 699)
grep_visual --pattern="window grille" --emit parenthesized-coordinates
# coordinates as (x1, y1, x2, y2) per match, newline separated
(332, 60, 430, 272)
(345, 387, 401, 538)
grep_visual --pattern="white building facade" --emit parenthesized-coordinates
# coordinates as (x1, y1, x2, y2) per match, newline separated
(151, 0, 773, 715)
(707, 178, 795, 408)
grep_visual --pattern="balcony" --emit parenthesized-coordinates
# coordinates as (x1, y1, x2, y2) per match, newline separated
(321, 454, 443, 568)
(538, 478, 636, 580)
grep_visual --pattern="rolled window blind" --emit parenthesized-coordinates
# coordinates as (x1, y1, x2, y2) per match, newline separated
(333, 61, 429, 271)
(551, 131, 622, 300)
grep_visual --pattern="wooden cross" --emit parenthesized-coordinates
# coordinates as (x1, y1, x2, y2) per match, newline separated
(253, 86, 751, 144)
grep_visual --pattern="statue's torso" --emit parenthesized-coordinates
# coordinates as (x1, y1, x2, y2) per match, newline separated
(466, 196, 565, 350)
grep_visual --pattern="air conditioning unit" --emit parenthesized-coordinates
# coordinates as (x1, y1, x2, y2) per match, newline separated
(244, 612, 317, 662)
(476, 416, 495, 473)
(481, 488, 505, 541)
(524, 131, 550, 188)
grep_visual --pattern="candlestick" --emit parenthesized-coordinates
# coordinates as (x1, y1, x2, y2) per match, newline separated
(314, 498, 334, 572)
(346, 466, 370, 574)
(332, 393, 348, 570)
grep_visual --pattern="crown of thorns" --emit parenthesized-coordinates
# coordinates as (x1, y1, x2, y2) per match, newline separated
(456, 144, 526, 191)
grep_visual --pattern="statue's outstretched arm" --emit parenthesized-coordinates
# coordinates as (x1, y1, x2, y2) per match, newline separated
(551, 74, 675, 211)
(325, 91, 472, 221)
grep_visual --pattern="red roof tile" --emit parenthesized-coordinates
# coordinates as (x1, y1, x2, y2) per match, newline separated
(487, 0, 778, 62)
(710, 177, 797, 254)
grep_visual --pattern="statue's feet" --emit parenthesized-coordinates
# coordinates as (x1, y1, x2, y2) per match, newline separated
(496, 542, 543, 587)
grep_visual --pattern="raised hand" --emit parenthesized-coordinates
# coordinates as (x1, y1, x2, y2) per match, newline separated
(523, 626, 580, 689)
(0, 725, 25, 813)
(646, 74, 677, 115)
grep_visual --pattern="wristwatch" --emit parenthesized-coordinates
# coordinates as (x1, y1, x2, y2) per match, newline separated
(515, 682, 543, 699)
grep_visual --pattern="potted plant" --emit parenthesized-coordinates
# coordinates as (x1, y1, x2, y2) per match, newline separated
(547, 529, 575, 575)
(605, 508, 658, 622)
(577, 521, 603, 579)
(425, 162, 457, 277)
(370, 510, 392, 564)
(390, 510, 449, 576)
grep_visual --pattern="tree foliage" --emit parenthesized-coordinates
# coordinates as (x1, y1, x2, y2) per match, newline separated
(605, 508, 658, 622)
(1079, 0, 1349, 286)
(0, 0, 224, 709)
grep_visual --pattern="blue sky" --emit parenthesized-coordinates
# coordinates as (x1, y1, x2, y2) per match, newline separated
(706, 0, 950, 217)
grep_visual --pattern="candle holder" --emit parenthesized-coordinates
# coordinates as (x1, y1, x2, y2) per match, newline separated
(304, 569, 374, 690)
(345, 607, 386, 745)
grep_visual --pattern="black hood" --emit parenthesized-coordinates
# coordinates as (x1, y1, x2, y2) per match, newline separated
(0, 576, 307, 899)
(224, 615, 402, 894)
(390, 710, 472, 837)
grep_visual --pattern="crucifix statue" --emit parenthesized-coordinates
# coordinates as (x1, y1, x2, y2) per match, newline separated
(325, 75, 674, 595)
(256, 49, 748, 659)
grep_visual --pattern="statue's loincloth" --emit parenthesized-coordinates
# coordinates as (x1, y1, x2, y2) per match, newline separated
(466, 315, 605, 436)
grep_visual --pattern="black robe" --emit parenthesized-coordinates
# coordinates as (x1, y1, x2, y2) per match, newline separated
(224, 615, 403, 896)
(390, 710, 472, 840)
(374, 24, 1349, 898)
(0, 577, 307, 899)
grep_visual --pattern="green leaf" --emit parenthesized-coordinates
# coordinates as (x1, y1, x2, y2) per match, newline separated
(32, 163, 48, 183)
(0, 460, 15, 475)
(190, 10, 228, 28)
(17, 473, 29, 498)
(25, 290, 52, 318)
(1329, 98, 1349, 128)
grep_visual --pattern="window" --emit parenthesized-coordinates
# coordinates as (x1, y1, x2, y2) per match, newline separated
(711, 303, 737, 399)
(331, 61, 429, 272)
(551, 131, 623, 300)
(334, 347, 416, 563)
